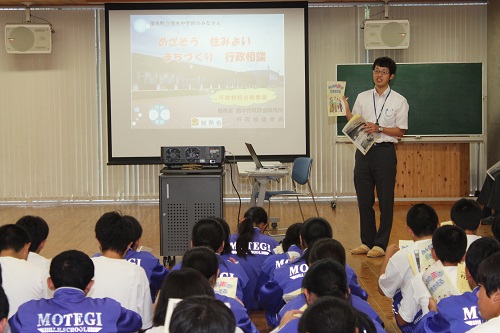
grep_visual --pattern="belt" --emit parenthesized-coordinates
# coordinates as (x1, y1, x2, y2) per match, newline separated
(372, 142, 394, 147)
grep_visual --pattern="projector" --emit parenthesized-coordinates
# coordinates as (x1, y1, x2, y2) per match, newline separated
(161, 146, 225, 166)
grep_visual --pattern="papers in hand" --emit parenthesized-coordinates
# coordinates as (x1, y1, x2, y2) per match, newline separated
(422, 261, 460, 303)
(327, 81, 347, 117)
(342, 114, 376, 155)
(214, 276, 238, 299)
(408, 239, 435, 275)
(486, 160, 500, 180)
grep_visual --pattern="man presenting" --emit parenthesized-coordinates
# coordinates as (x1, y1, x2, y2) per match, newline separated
(345, 56, 409, 258)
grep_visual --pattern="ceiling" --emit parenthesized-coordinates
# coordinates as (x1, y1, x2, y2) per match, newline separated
(0, 0, 487, 7)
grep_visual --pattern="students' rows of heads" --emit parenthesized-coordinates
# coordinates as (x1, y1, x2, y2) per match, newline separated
(378, 199, 500, 333)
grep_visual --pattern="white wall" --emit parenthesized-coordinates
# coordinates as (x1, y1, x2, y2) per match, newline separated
(0, 3, 488, 201)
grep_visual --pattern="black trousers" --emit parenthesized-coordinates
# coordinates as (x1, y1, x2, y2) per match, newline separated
(477, 170, 500, 211)
(354, 144, 397, 250)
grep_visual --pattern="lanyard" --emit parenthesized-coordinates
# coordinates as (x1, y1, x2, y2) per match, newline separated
(372, 87, 391, 125)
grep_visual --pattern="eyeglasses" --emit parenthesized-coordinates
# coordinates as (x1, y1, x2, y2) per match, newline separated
(373, 69, 390, 75)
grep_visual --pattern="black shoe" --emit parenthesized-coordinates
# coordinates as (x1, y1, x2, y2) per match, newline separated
(482, 215, 496, 225)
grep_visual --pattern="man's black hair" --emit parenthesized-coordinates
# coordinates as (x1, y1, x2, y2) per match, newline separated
(300, 217, 333, 249)
(406, 203, 439, 238)
(307, 238, 346, 267)
(465, 237, 500, 283)
(0, 224, 31, 253)
(0, 266, 9, 321)
(432, 225, 467, 264)
(50, 250, 94, 290)
(450, 198, 482, 232)
(15, 215, 49, 253)
(169, 295, 236, 333)
(477, 252, 500, 297)
(95, 211, 135, 256)
(181, 247, 219, 280)
(123, 215, 143, 248)
(373, 56, 397, 75)
(192, 218, 224, 252)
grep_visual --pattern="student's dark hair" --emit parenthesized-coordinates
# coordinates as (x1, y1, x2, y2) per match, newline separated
(406, 203, 439, 237)
(373, 56, 397, 75)
(94, 211, 135, 256)
(477, 252, 500, 297)
(307, 238, 346, 266)
(153, 268, 214, 327)
(213, 217, 232, 255)
(302, 259, 348, 300)
(181, 246, 219, 280)
(50, 250, 94, 290)
(123, 215, 143, 248)
(0, 266, 9, 321)
(169, 295, 236, 333)
(281, 223, 303, 252)
(432, 225, 467, 263)
(236, 206, 268, 257)
(465, 237, 500, 283)
(491, 215, 500, 243)
(298, 297, 358, 333)
(15, 215, 49, 253)
(192, 218, 224, 252)
(0, 224, 31, 252)
(300, 217, 333, 249)
(450, 198, 482, 231)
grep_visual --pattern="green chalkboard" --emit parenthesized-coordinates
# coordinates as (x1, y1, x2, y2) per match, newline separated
(336, 63, 483, 136)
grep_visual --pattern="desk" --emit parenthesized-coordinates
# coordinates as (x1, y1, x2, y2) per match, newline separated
(237, 162, 289, 207)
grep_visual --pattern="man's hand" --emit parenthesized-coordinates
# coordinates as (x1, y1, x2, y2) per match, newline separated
(363, 122, 380, 134)
(279, 310, 303, 328)
(428, 297, 438, 312)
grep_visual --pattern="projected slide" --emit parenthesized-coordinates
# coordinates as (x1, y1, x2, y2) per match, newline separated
(130, 14, 284, 130)
(106, 2, 308, 163)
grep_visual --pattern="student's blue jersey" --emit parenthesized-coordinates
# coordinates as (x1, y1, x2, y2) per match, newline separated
(172, 254, 251, 310)
(413, 288, 484, 333)
(9, 287, 142, 333)
(229, 228, 279, 310)
(215, 293, 259, 333)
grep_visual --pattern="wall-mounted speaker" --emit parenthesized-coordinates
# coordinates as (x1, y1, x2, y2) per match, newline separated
(364, 19, 410, 50)
(5, 23, 52, 54)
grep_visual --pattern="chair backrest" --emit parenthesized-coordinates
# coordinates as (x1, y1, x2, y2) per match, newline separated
(291, 157, 313, 185)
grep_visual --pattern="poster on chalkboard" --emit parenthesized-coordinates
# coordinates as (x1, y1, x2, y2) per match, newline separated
(327, 81, 346, 117)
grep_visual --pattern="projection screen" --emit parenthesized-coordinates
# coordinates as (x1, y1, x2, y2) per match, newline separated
(105, 2, 309, 164)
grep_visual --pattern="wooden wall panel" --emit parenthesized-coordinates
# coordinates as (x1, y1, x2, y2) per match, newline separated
(395, 143, 470, 198)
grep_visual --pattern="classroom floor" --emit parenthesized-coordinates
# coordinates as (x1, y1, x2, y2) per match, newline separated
(0, 200, 494, 333)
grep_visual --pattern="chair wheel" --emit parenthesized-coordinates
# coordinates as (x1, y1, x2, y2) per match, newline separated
(331, 201, 337, 209)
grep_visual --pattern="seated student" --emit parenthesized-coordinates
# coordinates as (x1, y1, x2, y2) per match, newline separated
(256, 222, 303, 327)
(467, 252, 500, 332)
(0, 267, 9, 333)
(229, 206, 279, 309)
(169, 295, 237, 333)
(150, 268, 215, 332)
(476, 169, 500, 225)
(15, 215, 51, 272)
(89, 211, 153, 330)
(94, 214, 168, 303)
(275, 259, 381, 333)
(9, 250, 142, 333)
(0, 224, 48, 327)
(278, 239, 383, 331)
(297, 296, 369, 333)
(259, 217, 334, 323)
(414, 237, 500, 333)
(181, 247, 259, 333)
(171, 218, 251, 310)
(307, 238, 368, 302)
(397, 225, 468, 329)
(451, 198, 482, 249)
(378, 203, 439, 331)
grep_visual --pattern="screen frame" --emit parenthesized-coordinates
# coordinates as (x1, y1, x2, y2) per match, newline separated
(105, 1, 310, 165)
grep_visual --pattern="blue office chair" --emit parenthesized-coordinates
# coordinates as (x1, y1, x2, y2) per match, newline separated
(265, 157, 320, 221)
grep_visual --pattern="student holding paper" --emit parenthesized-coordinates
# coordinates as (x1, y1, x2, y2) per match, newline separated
(396, 225, 467, 329)
(378, 203, 439, 333)
(346, 56, 410, 258)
